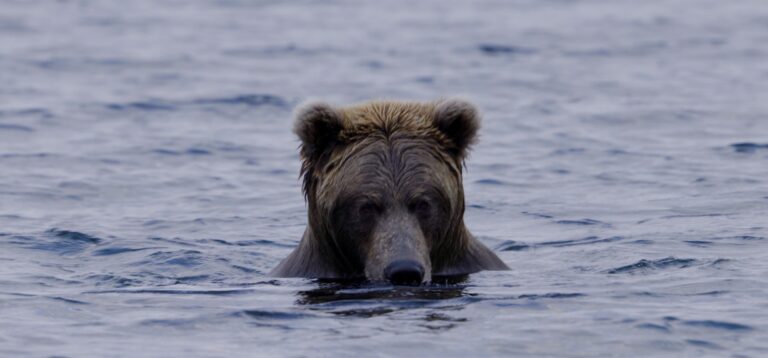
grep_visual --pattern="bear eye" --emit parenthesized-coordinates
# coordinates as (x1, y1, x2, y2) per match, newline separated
(409, 198, 432, 216)
(358, 201, 380, 218)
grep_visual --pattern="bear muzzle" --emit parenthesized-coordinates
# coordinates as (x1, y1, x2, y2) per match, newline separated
(365, 246, 432, 285)
(364, 214, 432, 285)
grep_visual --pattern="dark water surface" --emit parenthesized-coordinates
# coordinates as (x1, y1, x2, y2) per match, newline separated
(2, 0, 768, 356)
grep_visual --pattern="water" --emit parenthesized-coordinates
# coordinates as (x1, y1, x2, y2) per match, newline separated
(1, 0, 768, 356)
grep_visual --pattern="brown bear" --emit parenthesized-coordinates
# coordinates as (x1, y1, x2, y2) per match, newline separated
(270, 98, 509, 285)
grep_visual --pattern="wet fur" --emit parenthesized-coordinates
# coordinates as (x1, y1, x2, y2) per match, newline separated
(271, 99, 509, 280)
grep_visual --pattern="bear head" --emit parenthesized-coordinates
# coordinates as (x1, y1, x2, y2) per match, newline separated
(271, 99, 508, 285)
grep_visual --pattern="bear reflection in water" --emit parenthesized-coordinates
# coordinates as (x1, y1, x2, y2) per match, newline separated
(272, 99, 508, 285)
(297, 277, 471, 323)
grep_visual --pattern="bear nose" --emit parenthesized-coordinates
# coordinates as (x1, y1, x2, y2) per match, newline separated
(384, 260, 425, 286)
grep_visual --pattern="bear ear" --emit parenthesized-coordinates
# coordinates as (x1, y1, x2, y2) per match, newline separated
(293, 102, 345, 161)
(433, 98, 481, 159)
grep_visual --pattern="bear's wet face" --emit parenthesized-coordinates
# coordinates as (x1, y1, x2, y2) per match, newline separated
(270, 99, 509, 284)
(326, 137, 459, 284)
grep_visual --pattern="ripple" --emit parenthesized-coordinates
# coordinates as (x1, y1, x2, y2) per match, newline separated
(730, 142, 768, 153)
(48, 229, 100, 243)
(201, 238, 294, 247)
(498, 236, 626, 251)
(684, 240, 714, 247)
(638, 213, 728, 224)
(223, 44, 323, 57)
(237, 309, 314, 320)
(84, 274, 143, 288)
(0, 108, 53, 119)
(142, 250, 205, 267)
(148, 236, 199, 247)
(92, 247, 154, 256)
(496, 240, 530, 251)
(478, 44, 536, 56)
(682, 320, 753, 331)
(185, 148, 212, 155)
(516, 293, 585, 299)
(86, 288, 256, 295)
(562, 41, 667, 57)
(475, 178, 505, 185)
(297, 283, 467, 305)
(193, 94, 288, 108)
(105, 94, 288, 112)
(231, 265, 259, 273)
(629, 239, 655, 245)
(140, 318, 201, 327)
(555, 218, 606, 226)
(0, 152, 55, 159)
(20, 229, 104, 255)
(424, 312, 467, 322)
(330, 307, 397, 318)
(49, 296, 89, 305)
(607, 257, 698, 274)
(151, 148, 212, 156)
(729, 235, 764, 241)
(538, 236, 624, 248)
(685, 339, 723, 350)
(521, 211, 554, 219)
(636, 323, 670, 332)
(689, 290, 729, 296)
(550, 148, 586, 156)
(30, 275, 82, 286)
(106, 100, 176, 111)
(0, 123, 34, 132)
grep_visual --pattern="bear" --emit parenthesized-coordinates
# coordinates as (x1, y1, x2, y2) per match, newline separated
(270, 98, 509, 285)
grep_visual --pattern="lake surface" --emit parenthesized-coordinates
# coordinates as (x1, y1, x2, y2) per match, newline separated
(1, 0, 767, 356)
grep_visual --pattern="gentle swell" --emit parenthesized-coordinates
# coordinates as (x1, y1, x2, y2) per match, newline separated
(607, 257, 698, 274)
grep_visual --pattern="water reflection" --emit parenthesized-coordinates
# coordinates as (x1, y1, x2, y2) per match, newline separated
(296, 276, 472, 324)
(297, 276, 469, 304)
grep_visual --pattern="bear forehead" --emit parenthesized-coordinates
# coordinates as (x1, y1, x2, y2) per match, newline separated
(335, 138, 455, 181)
(335, 101, 451, 145)
(316, 135, 461, 207)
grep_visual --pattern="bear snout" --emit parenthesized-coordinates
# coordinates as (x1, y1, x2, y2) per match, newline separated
(384, 259, 425, 286)
(363, 213, 432, 284)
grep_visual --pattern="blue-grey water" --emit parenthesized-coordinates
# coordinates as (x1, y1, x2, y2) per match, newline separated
(1, 0, 767, 356)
